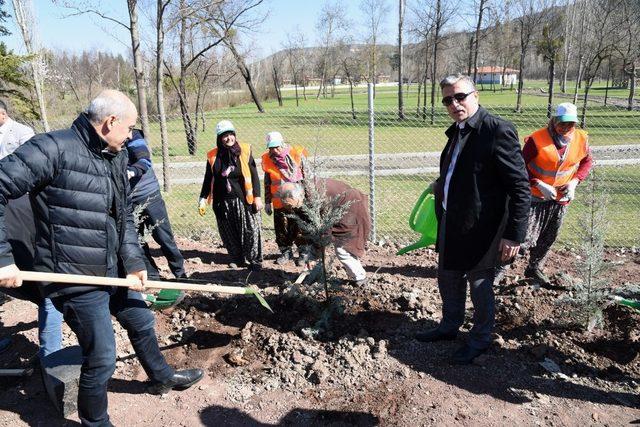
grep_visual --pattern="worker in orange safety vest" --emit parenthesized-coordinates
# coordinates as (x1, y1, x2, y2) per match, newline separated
(502, 102, 593, 285)
(261, 131, 311, 266)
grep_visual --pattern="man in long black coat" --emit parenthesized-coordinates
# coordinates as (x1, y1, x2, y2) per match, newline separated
(416, 74, 530, 364)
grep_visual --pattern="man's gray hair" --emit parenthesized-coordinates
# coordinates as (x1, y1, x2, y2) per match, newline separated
(86, 90, 135, 125)
(439, 74, 476, 91)
(0, 100, 7, 113)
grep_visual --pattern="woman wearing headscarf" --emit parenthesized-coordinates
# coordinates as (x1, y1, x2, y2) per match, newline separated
(261, 131, 311, 266)
(198, 120, 263, 270)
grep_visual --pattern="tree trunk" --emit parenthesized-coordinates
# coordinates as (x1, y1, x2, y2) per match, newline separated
(561, 1, 577, 94)
(581, 78, 592, 128)
(472, 0, 486, 83)
(573, 54, 584, 105)
(178, 3, 197, 155)
(467, 35, 474, 75)
(397, 0, 405, 120)
(227, 41, 264, 113)
(12, 0, 49, 131)
(156, 0, 171, 192)
(128, 0, 150, 139)
(516, 48, 525, 113)
(604, 57, 611, 106)
(546, 58, 555, 118)
(628, 62, 636, 111)
(272, 64, 283, 107)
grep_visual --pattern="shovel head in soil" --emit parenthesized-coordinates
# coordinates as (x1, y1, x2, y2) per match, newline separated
(144, 289, 186, 310)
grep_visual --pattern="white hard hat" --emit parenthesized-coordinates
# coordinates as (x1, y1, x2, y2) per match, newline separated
(216, 120, 236, 136)
(266, 131, 284, 148)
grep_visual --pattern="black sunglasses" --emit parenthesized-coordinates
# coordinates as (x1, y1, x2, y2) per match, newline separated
(442, 91, 475, 106)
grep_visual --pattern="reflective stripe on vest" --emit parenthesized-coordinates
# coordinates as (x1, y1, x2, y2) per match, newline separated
(261, 145, 307, 209)
(206, 142, 254, 205)
(527, 127, 588, 201)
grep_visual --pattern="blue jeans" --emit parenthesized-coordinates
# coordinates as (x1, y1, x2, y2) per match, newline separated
(52, 288, 174, 427)
(38, 297, 63, 358)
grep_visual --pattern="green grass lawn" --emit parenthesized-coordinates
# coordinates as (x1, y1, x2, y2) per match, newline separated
(150, 81, 639, 248)
(147, 81, 640, 161)
(161, 165, 639, 247)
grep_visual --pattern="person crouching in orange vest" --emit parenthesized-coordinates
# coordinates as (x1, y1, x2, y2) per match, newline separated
(198, 120, 264, 270)
(520, 102, 593, 284)
(261, 131, 311, 266)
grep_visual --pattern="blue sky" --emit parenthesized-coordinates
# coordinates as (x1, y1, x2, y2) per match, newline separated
(3, 0, 401, 60)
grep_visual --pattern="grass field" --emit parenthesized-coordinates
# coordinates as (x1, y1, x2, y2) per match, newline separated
(146, 80, 639, 248)
(162, 165, 639, 247)
(145, 81, 640, 161)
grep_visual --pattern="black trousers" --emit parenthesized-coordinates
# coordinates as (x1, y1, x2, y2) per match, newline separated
(136, 191, 185, 279)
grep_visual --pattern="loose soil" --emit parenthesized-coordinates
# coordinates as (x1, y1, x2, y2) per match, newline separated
(0, 237, 639, 426)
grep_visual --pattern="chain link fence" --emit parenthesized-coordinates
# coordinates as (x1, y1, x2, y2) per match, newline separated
(33, 95, 640, 248)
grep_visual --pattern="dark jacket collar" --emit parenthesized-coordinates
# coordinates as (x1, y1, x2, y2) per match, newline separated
(445, 105, 488, 138)
(71, 113, 108, 154)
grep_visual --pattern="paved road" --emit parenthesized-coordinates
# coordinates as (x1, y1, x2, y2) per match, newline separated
(154, 144, 640, 185)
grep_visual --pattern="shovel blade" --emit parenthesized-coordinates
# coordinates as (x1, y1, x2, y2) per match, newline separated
(244, 287, 273, 312)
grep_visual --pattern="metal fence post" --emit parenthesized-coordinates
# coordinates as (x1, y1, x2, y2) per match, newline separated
(368, 83, 377, 242)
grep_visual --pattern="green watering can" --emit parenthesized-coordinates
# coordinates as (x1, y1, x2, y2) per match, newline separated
(144, 289, 185, 310)
(396, 186, 439, 255)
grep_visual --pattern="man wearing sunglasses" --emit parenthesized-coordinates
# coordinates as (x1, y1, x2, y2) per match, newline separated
(416, 74, 530, 365)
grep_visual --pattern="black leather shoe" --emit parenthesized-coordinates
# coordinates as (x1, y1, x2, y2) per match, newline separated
(524, 267, 549, 284)
(276, 248, 293, 265)
(146, 368, 204, 395)
(415, 328, 458, 343)
(451, 345, 487, 365)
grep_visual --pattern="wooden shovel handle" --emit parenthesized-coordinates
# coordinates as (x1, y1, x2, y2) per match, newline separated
(20, 271, 249, 295)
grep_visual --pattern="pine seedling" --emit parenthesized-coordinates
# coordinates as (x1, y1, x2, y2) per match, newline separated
(286, 158, 351, 300)
(558, 171, 611, 331)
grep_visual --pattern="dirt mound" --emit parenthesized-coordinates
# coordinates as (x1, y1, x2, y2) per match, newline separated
(1, 239, 639, 425)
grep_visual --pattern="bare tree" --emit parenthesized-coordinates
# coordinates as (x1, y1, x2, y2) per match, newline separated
(514, 0, 551, 112)
(12, 0, 49, 130)
(283, 30, 306, 106)
(398, 0, 405, 120)
(315, 1, 348, 100)
(559, 0, 577, 93)
(577, 0, 619, 126)
(155, 0, 173, 191)
(360, 0, 389, 98)
(203, 0, 267, 113)
(471, 0, 490, 83)
(270, 52, 284, 107)
(618, 0, 640, 110)
(224, 36, 264, 112)
(536, 16, 564, 117)
(57, 0, 151, 138)
(572, 0, 588, 104)
(163, 0, 263, 152)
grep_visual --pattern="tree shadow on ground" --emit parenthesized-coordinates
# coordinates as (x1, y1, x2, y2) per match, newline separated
(199, 405, 380, 426)
(367, 265, 437, 279)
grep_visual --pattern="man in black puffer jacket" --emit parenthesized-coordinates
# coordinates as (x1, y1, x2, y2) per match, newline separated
(0, 90, 203, 427)
(126, 129, 186, 279)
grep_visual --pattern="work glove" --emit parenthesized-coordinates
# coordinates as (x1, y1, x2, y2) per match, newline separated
(198, 198, 207, 217)
(534, 180, 557, 201)
(559, 178, 579, 202)
(265, 203, 272, 216)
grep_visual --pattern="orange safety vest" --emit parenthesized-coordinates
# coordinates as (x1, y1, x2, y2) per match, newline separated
(261, 145, 307, 209)
(526, 127, 589, 201)
(205, 142, 254, 205)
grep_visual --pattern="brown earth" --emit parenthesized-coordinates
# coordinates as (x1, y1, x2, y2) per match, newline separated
(0, 237, 639, 426)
